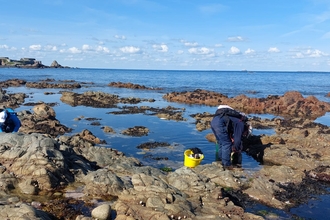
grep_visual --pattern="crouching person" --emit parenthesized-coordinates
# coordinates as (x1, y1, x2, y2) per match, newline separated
(211, 105, 250, 170)
(0, 108, 21, 133)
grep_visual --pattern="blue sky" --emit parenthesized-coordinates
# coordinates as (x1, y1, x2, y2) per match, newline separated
(1, 0, 330, 71)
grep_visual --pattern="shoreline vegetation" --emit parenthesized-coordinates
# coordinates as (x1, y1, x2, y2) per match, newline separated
(0, 56, 71, 69)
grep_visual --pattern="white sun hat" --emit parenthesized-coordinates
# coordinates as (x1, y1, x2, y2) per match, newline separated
(0, 111, 7, 123)
(217, 105, 233, 110)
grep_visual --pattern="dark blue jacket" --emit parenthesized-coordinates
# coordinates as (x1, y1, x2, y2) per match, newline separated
(0, 108, 21, 133)
(228, 116, 245, 151)
(211, 110, 245, 151)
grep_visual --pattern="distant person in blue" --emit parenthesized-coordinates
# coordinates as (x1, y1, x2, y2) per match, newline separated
(211, 105, 251, 170)
(0, 108, 21, 133)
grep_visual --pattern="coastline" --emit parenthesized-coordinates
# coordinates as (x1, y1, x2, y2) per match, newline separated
(0, 56, 71, 69)
(0, 75, 330, 219)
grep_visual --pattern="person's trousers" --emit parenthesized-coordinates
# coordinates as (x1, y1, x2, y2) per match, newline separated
(213, 117, 232, 166)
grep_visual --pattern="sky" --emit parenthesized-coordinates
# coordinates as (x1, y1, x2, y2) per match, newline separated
(1, 0, 330, 71)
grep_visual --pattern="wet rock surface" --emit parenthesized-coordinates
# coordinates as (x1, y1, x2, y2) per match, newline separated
(108, 105, 186, 121)
(121, 126, 150, 136)
(0, 86, 27, 109)
(0, 79, 330, 219)
(108, 81, 162, 90)
(164, 89, 330, 119)
(137, 141, 171, 149)
(18, 103, 72, 137)
(26, 81, 82, 89)
(60, 91, 155, 108)
(137, 142, 172, 161)
(0, 78, 27, 88)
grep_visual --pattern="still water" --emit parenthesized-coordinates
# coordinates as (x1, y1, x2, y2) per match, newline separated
(1, 68, 330, 219)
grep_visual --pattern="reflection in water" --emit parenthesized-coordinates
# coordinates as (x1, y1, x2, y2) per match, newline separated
(315, 112, 330, 127)
(290, 190, 330, 219)
(13, 81, 330, 220)
(252, 128, 275, 136)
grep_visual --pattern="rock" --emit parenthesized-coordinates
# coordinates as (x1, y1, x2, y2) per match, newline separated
(121, 126, 149, 136)
(78, 129, 106, 144)
(0, 79, 27, 88)
(83, 170, 129, 197)
(75, 215, 93, 220)
(18, 105, 71, 137)
(91, 204, 112, 220)
(244, 175, 285, 209)
(108, 81, 162, 90)
(33, 103, 56, 119)
(0, 133, 74, 192)
(7, 196, 20, 203)
(50, 60, 62, 68)
(26, 81, 81, 89)
(163, 89, 330, 119)
(18, 178, 38, 195)
(0, 203, 52, 220)
(103, 126, 115, 133)
(60, 91, 153, 108)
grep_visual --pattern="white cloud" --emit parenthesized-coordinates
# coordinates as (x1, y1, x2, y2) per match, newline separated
(177, 50, 184, 54)
(184, 42, 198, 47)
(0, 44, 9, 49)
(227, 36, 245, 42)
(215, 44, 223, 47)
(293, 52, 304, 58)
(305, 49, 327, 57)
(81, 44, 110, 53)
(44, 45, 57, 51)
(96, 46, 110, 53)
(0, 44, 16, 51)
(268, 47, 280, 53)
(120, 46, 141, 54)
(82, 44, 93, 51)
(114, 35, 126, 40)
(188, 47, 213, 55)
(292, 48, 327, 58)
(245, 48, 255, 54)
(29, 44, 42, 51)
(228, 46, 241, 55)
(68, 47, 82, 54)
(152, 44, 168, 52)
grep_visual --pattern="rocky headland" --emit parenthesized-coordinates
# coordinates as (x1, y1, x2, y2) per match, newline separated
(0, 79, 330, 219)
(0, 57, 70, 69)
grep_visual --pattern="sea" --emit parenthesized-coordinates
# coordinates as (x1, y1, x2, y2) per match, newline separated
(1, 68, 330, 219)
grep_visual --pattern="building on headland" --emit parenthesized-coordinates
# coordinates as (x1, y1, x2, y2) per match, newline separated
(0, 57, 40, 66)
(20, 58, 37, 65)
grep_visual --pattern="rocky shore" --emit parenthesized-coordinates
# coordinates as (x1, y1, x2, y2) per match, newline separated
(0, 79, 330, 219)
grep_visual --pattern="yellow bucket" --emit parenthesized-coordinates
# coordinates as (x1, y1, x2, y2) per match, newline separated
(184, 149, 204, 168)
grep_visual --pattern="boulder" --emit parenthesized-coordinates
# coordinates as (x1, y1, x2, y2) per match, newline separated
(91, 204, 112, 220)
